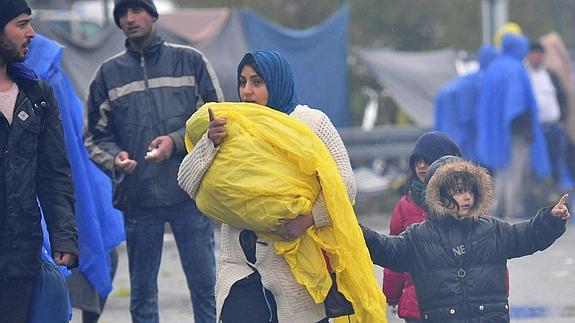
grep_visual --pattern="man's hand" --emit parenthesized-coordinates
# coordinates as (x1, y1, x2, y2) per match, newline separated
(277, 214, 314, 240)
(114, 151, 137, 173)
(145, 135, 174, 163)
(551, 194, 571, 220)
(52, 252, 77, 267)
(207, 107, 227, 147)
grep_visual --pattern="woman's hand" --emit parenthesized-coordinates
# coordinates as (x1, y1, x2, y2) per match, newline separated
(551, 194, 571, 220)
(207, 107, 227, 147)
(277, 214, 314, 240)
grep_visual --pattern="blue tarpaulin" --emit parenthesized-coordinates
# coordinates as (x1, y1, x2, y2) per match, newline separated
(26, 34, 125, 298)
(31, 7, 352, 126)
(242, 5, 350, 127)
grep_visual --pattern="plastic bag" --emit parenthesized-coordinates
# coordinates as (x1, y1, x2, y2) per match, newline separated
(27, 259, 70, 323)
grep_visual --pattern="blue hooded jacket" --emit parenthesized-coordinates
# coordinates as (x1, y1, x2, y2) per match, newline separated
(435, 45, 497, 161)
(26, 34, 125, 297)
(475, 34, 550, 178)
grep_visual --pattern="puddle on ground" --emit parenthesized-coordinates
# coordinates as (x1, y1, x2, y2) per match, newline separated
(511, 305, 575, 320)
(510, 306, 550, 319)
(559, 305, 575, 318)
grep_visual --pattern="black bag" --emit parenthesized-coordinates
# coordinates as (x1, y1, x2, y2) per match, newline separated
(239, 230, 258, 264)
(324, 273, 354, 318)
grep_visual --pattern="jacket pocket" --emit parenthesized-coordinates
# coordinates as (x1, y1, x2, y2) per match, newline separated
(17, 114, 42, 154)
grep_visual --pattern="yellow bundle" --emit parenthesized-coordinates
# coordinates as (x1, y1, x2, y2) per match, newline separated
(185, 102, 387, 322)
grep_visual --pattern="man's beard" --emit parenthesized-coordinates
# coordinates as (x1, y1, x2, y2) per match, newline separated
(0, 34, 27, 63)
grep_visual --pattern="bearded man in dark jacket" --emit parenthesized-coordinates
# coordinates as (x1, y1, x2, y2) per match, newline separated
(0, 0, 78, 322)
(362, 156, 569, 322)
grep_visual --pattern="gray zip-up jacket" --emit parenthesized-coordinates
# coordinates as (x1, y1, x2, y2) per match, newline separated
(84, 34, 223, 210)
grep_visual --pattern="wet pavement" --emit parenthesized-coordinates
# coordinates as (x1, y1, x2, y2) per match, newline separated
(70, 213, 575, 323)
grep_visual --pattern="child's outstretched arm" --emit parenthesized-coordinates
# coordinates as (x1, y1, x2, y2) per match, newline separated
(361, 224, 412, 272)
(551, 194, 571, 221)
(505, 194, 569, 259)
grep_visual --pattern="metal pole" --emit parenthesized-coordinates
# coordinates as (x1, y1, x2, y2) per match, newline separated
(481, 0, 508, 44)
(492, 0, 508, 33)
(481, 0, 492, 44)
(103, 0, 110, 24)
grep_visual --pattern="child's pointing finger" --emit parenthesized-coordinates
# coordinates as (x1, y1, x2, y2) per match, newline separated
(557, 194, 568, 207)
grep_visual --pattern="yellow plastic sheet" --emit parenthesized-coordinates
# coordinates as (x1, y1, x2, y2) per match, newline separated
(334, 315, 358, 323)
(185, 102, 387, 322)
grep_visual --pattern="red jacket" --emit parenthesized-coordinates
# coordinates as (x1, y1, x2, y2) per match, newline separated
(383, 194, 426, 320)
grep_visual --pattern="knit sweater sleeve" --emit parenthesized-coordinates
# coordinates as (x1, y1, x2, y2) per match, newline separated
(292, 106, 356, 228)
(177, 133, 220, 199)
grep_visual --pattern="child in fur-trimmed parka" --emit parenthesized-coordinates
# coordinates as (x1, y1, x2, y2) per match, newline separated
(362, 156, 570, 323)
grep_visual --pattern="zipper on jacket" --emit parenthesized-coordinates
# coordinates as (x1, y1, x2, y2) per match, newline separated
(141, 52, 160, 204)
(141, 54, 150, 91)
(460, 228, 474, 321)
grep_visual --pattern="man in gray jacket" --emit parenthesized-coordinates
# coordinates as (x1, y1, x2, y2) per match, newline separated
(84, 0, 223, 322)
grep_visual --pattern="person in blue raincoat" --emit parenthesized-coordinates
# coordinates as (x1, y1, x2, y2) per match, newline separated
(475, 33, 551, 218)
(435, 45, 498, 161)
(25, 33, 125, 323)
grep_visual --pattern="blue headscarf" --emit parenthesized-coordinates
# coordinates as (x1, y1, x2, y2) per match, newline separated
(237, 50, 298, 114)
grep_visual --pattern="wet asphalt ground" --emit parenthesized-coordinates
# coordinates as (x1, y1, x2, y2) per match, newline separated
(70, 212, 575, 323)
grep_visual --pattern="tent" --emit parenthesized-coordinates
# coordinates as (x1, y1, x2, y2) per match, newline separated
(355, 47, 461, 128)
(32, 5, 351, 126)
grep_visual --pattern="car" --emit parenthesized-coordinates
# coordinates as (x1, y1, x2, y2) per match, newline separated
(71, 0, 175, 25)
(35, 9, 105, 42)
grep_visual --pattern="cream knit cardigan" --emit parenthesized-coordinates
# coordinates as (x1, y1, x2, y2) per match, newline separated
(178, 105, 356, 322)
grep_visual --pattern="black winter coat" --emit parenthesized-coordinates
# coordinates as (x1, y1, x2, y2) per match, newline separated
(364, 156, 568, 322)
(363, 209, 566, 323)
(0, 80, 78, 278)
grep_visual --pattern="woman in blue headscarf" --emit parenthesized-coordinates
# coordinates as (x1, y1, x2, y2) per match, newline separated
(178, 50, 356, 322)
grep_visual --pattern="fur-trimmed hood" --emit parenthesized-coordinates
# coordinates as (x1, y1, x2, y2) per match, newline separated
(425, 157, 493, 221)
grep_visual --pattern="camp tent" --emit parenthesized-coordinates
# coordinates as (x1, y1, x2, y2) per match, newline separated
(32, 5, 351, 126)
(355, 47, 461, 128)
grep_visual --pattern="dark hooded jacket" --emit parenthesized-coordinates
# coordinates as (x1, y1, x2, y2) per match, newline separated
(0, 70, 78, 278)
(362, 157, 566, 322)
